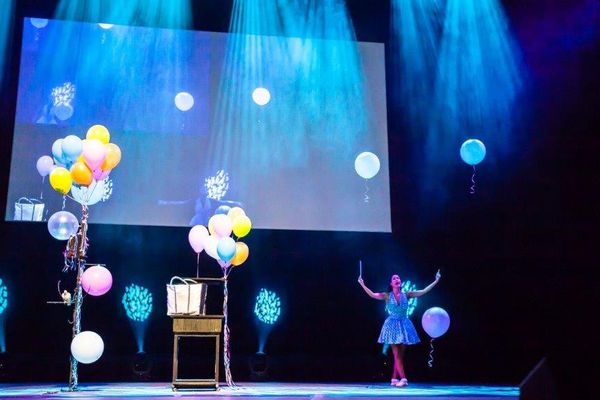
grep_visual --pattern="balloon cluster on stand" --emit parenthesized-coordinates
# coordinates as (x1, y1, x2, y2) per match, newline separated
(460, 139, 486, 194)
(37, 124, 120, 391)
(421, 307, 450, 368)
(188, 206, 252, 387)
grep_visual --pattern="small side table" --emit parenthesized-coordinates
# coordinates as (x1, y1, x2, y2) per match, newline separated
(171, 315, 224, 390)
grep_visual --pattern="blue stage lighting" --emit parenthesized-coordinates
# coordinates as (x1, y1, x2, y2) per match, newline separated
(401, 280, 418, 318)
(122, 284, 153, 322)
(254, 289, 281, 325)
(0, 279, 7, 315)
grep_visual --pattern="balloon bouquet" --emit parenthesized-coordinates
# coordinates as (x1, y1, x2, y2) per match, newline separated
(39, 124, 121, 391)
(188, 205, 252, 387)
(421, 307, 450, 368)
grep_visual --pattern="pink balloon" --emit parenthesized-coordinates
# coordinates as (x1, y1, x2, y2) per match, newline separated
(81, 265, 113, 296)
(92, 168, 110, 181)
(83, 139, 107, 170)
(202, 235, 219, 260)
(188, 225, 208, 253)
(210, 214, 233, 238)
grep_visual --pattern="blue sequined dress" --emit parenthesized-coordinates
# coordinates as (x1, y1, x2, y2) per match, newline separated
(378, 291, 420, 345)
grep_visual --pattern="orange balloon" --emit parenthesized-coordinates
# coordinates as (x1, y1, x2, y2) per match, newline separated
(231, 242, 249, 267)
(101, 143, 121, 171)
(70, 162, 93, 186)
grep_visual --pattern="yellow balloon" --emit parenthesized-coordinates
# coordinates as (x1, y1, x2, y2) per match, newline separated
(49, 167, 72, 195)
(227, 207, 246, 222)
(208, 215, 216, 235)
(86, 124, 110, 144)
(231, 242, 249, 266)
(232, 215, 252, 238)
(101, 143, 121, 171)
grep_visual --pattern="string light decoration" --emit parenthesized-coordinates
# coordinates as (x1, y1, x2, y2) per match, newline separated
(122, 284, 152, 322)
(254, 289, 281, 325)
(402, 280, 418, 317)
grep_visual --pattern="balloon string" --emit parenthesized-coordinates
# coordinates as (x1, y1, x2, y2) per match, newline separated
(469, 166, 476, 195)
(364, 179, 370, 203)
(196, 253, 200, 278)
(41, 177, 45, 199)
(62, 195, 66, 210)
(428, 338, 435, 368)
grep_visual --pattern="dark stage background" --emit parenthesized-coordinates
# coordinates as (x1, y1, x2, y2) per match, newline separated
(0, 0, 598, 398)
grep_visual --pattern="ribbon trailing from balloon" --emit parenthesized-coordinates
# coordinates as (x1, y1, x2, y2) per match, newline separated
(428, 338, 435, 368)
(363, 180, 370, 203)
(470, 166, 477, 195)
(221, 268, 237, 388)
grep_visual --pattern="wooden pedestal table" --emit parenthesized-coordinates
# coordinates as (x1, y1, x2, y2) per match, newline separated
(171, 315, 224, 390)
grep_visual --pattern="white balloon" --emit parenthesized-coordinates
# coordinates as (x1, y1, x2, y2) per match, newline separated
(202, 235, 219, 260)
(71, 179, 105, 206)
(98, 23, 114, 30)
(52, 103, 74, 121)
(252, 87, 271, 106)
(354, 152, 381, 179)
(30, 18, 49, 29)
(71, 331, 104, 364)
(174, 92, 194, 111)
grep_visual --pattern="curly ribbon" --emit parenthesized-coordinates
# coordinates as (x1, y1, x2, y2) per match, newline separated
(222, 274, 236, 388)
(62, 195, 66, 210)
(469, 166, 477, 195)
(68, 205, 89, 391)
(428, 338, 435, 368)
(364, 180, 370, 203)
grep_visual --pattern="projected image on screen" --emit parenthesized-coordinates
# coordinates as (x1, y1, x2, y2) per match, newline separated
(6, 18, 391, 232)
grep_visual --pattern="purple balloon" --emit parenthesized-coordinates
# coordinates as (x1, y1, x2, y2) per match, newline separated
(81, 265, 113, 296)
(36, 155, 55, 177)
(421, 307, 450, 339)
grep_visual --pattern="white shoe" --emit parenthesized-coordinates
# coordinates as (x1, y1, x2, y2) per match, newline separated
(395, 378, 408, 387)
(390, 379, 399, 386)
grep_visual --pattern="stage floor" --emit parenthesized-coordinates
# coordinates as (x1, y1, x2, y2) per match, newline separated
(0, 382, 519, 399)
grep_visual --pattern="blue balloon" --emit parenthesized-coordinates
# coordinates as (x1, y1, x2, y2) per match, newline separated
(47, 211, 79, 240)
(217, 237, 236, 262)
(52, 139, 66, 164)
(460, 139, 486, 166)
(215, 205, 231, 215)
(61, 135, 83, 161)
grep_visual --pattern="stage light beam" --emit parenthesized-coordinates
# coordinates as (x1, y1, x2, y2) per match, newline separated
(122, 284, 153, 353)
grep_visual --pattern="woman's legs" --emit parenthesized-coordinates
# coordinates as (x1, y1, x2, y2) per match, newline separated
(397, 344, 406, 380)
(390, 345, 400, 380)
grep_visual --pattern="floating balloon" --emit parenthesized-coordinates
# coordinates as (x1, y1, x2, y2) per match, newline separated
(203, 235, 219, 260)
(174, 92, 194, 111)
(70, 162, 93, 186)
(422, 307, 450, 339)
(210, 214, 233, 238)
(61, 135, 83, 161)
(70, 331, 104, 364)
(215, 205, 231, 215)
(252, 87, 271, 106)
(47, 211, 79, 240)
(71, 179, 106, 206)
(52, 103, 74, 121)
(86, 125, 110, 144)
(30, 18, 49, 29)
(188, 225, 208, 253)
(232, 215, 252, 238)
(92, 168, 110, 181)
(82, 139, 106, 170)
(49, 167, 72, 195)
(231, 242, 249, 266)
(36, 155, 54, 177)
(81, 265, 112, 296)
(217, 237, 237, 262)
(227, 207, 246, 222)
(354, 152, 380, 179)
(100, 143, 121, 171)
(460, 139, 486, 166)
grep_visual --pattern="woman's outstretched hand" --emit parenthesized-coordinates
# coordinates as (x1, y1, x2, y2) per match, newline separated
(358, 276, 364, 286)
(435, 269, 441, 281)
